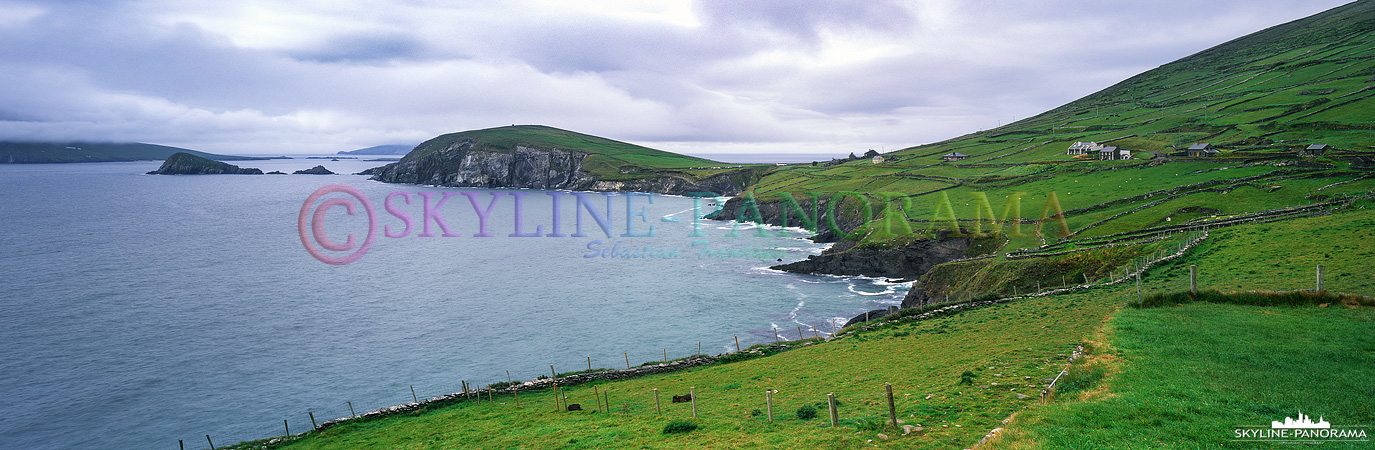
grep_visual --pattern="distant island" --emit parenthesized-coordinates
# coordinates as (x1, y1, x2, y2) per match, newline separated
(146, 152, 263, 175)
(337, 144, 415, 156)
(0, 141, 268, 163)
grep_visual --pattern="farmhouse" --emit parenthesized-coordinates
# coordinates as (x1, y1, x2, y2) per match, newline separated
(1187, 143, 1219, 158)
(942, 152, 969, 162)
(1098, 146, 1132, 160)
(1067, 141, 1104, 155)
(872, 155, 885, 163)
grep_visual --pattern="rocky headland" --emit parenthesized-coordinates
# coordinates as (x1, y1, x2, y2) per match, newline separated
(366, 138, 762, 196)
(146, 152, 263, 175)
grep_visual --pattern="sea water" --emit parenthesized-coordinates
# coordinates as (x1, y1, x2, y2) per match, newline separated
(0, 159, 908, 449)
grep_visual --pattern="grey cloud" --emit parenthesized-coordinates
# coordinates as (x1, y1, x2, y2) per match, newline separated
(0, 0, 1357, 155)
(694, 0, 917, 42)
(290, 32, 429, 63)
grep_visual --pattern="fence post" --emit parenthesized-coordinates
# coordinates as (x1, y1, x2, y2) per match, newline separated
(1317, 264, 1325, 291)
(594, 386, 602, 412)
(551, 365, 561, 411)
(827, 393, 838, 426)
(348, 401, 356, 418)
(206, 435, 215, 450)
(797, 325, 803, 341)
(284, 419, 289, 437)
(308, 411, 317, 430)
(588, 356, 592, 372)
(1136, 272, 1142, 302)
(514, 386, 520, 407)
(625, 352, 630, 369)
(886, 383, 897, 428)
(179, 439, 184, 450)
(410, 385, 418, 403)
(734, 335, 741, 352)
(774, 327, 779, 343)
(1190, 265, 1197, 293)
(690, 387, 698, 418)
(765, 389, 774, 423)
(654, 388, 662, 415)
(664, 348, 668, 363)
(604, 389, 610, 414)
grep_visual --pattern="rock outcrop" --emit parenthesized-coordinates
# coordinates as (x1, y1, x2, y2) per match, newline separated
(771, 237, 970, 279)
(146, 152, 263, 175)
(707, 195, 871, 243)
(367, 139, 760, 196)
(293, 165, 335, 175)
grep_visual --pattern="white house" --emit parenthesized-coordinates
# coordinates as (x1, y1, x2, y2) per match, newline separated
(1067, 141, 1105, 155)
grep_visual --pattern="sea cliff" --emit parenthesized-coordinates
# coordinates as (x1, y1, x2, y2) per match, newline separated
(368, 140, 760, 196)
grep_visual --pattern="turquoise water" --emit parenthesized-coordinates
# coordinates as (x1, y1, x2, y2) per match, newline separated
(0, 160, 907, 449)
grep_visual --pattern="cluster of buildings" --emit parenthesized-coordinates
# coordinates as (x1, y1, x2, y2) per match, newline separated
(1066, 141, 1132, 160)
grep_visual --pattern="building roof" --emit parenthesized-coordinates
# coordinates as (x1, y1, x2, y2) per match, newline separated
(1307, 144, 1328, 150)
(944, 152, 968, 158)
(1188, 143, 1211, 150)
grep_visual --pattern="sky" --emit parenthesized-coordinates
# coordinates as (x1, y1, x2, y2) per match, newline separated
(0, 0, 1355, 158)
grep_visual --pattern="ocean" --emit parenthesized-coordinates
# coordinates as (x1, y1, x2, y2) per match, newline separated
(0, 159, 908, 449)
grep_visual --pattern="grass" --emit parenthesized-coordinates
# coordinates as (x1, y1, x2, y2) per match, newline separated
(988, 301, 1375, 449)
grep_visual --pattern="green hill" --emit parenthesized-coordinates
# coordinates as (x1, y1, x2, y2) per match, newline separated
(367, 125, 771, 195)
(409, 124, 735, 178)
(732, 0, 1374, 252)
(0, 141, 261, 163)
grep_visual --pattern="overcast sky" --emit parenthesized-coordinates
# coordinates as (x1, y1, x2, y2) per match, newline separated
(0, 0, 1353, 157)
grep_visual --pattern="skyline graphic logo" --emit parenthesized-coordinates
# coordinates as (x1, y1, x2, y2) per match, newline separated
(1233, 410, 1367, 444)
(1272, 411, 1331, 429)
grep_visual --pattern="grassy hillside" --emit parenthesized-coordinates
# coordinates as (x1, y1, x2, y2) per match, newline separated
(407, 125, 766, 181)
(0, 141, 260, 163)
(736, 0, 1375, 250)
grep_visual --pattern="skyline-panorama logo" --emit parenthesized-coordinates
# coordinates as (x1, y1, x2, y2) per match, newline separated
(1233, 411, 1368, 444)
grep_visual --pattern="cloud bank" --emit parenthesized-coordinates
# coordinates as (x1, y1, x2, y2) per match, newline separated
(0, 0, 1351, 157)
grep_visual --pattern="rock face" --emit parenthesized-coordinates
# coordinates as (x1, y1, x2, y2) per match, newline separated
(707, 195, 869, 243)
(293, 165, 335, 175)
(367, 139, 758, 196)
(772, 238, 970, 279)
(146, 152, 263, 175)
